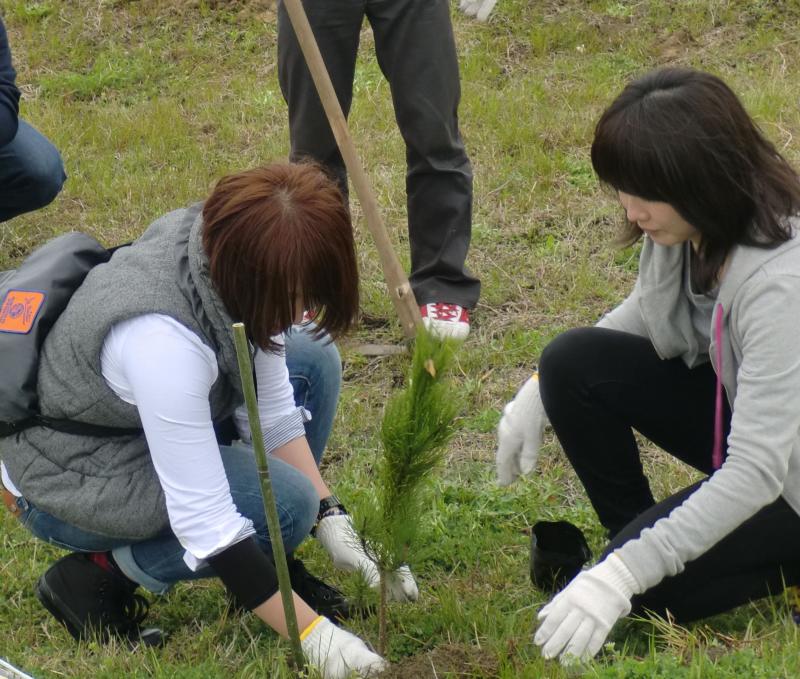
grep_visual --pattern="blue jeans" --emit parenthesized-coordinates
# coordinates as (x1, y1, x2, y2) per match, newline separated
(0, 120, 66, 222)
(16, 324, 341, 593)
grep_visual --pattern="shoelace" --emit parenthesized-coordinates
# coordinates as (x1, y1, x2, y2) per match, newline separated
(99, 579, 150, 633)
(122, 592, 151, 627)
(427, 303, 461, 321)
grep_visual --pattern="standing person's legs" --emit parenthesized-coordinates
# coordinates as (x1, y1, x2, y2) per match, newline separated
(277, 0, 364, 197)
(602, 483, 800, 622)
(285, 323, 343, 465)
(367, 0, 480, 309)
(0, 120, 65, 222)
(538, 327, 731, 537)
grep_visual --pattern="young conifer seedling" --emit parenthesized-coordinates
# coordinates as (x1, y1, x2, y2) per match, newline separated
(356, 327, 460, 654)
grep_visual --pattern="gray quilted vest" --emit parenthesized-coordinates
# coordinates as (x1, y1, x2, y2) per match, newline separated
(1, 204, 244, 540)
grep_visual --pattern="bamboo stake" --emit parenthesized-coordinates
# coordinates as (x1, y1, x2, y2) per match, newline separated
(281, 0, 423, 339)
(232, 323, 305, 672)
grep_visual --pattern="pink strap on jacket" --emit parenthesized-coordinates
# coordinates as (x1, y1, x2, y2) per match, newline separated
(712, 303, 724, 470)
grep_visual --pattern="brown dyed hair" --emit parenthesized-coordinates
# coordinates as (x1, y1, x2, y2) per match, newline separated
(202, 163, 358, 352)
(591, 67, 800, 292)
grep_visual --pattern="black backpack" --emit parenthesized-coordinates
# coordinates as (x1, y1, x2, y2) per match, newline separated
(0, 232, 141, 438)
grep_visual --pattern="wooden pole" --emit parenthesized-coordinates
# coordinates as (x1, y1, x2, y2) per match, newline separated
(232, 323, 305, 672)
(281, 0, 422, 339)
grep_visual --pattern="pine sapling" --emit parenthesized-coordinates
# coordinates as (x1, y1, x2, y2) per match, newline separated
(356, 327, 460, 654)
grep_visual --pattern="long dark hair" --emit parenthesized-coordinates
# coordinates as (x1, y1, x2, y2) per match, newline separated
(591, 67, 800, 292)
(202, 163, 359, 352)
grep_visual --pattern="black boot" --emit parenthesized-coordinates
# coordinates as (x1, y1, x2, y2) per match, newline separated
(35, 553, 165, 647)
(225, 557, 372, 621)
(288, 558, 371, 621)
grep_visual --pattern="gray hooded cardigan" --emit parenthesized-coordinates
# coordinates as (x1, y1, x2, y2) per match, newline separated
(597, 219, 800, 592)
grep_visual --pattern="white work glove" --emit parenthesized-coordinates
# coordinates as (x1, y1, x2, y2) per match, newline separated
(496, 373, 548, 486)
(459, 0, 499, 21)
(315, 513, 419, 602)
(302, 616, 387, 678)
(534, 553, 640, 664)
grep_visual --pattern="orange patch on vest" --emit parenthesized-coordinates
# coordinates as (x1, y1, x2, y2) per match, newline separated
(0, 290, 46, 334)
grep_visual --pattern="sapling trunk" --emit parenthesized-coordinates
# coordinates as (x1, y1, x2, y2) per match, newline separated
(379, 568, 388, 656)
(232, 323, 305, 672)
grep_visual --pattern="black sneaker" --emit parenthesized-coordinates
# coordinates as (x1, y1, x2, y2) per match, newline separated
(35, 553, 165, 647)
(288, 558, 371, 621)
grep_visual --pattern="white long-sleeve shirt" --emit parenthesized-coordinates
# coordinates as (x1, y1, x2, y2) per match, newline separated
(3, 313, 308, 571)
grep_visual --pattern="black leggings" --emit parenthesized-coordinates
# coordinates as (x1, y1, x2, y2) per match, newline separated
(538, 327, 800, 622)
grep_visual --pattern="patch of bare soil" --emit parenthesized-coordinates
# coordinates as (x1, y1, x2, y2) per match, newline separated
(654, 28, 696, 62)
(381, 643, 500, 679)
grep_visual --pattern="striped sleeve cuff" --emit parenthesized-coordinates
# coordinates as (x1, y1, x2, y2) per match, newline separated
(262, 406, 311, 453)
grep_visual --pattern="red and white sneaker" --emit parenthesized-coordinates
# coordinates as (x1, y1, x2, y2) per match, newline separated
(420, 303, 470, 341)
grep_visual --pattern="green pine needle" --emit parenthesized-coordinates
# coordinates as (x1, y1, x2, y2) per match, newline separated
(360, 327, 461, 571)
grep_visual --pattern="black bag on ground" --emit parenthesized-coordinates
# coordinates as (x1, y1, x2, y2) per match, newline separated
(0, 232, 140, 438)
(530, 520, 592, 592)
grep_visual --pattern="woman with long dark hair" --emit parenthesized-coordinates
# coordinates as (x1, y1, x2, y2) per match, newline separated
(496, 67, 800, 663)
(0, 163, 409, 677)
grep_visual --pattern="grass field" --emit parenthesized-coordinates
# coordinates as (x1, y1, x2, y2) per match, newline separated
(3, 0, 800, 677)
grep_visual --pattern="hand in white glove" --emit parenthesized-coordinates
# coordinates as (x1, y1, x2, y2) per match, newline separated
(302, 616, 387, 678)
(533, 554, 639, 664)
(496, 373, 548, 486)
(315, 513, 419, 602)
(459, 0, 499, 21)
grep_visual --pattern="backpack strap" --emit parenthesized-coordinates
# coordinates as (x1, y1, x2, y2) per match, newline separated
(2, 415, 142, 438)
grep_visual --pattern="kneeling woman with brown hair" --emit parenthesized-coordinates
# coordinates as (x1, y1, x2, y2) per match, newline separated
(0, 163, 408, 677)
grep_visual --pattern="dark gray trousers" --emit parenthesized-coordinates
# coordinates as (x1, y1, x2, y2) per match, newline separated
(278, 0, 480, 308)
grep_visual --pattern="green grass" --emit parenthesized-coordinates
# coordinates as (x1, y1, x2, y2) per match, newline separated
(3, 0, 800, 676)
